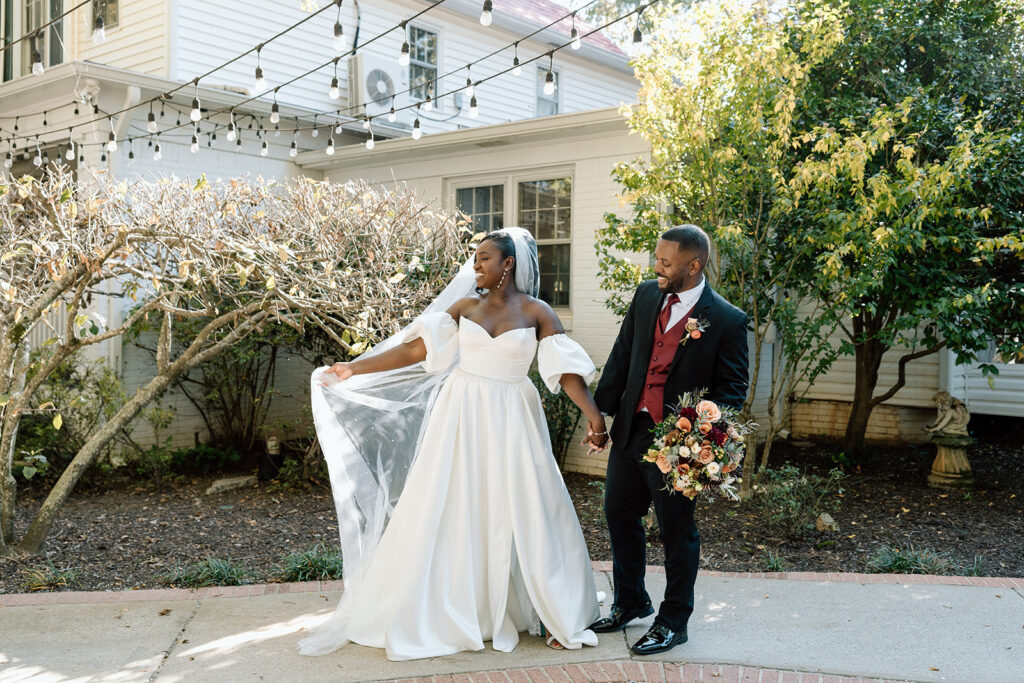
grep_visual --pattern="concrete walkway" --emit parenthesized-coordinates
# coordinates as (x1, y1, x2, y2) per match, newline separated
(1, 565, 1022, 683)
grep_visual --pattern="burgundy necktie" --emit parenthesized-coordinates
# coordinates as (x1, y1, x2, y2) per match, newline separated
(658, 293, 679, 334)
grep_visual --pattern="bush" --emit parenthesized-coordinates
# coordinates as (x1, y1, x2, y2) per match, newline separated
(169, 443, 242, 475)
(161, 558, 255, 587)
(276, 543, 344, 582)
(865, 545, 953, 575)
(529, 370, 584, 470)
(748, 464, 846, 538)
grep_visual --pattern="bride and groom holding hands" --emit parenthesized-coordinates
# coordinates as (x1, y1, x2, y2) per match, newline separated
(302, 224, 749, 661)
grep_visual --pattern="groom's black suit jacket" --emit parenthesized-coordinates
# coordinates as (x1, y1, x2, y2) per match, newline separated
(594, 280, 750, 446)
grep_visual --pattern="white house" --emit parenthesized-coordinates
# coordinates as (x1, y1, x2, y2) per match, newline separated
(3, 1, 1018, 473)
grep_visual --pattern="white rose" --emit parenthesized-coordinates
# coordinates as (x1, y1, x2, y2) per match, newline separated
(705, 461, 721, 478)
(689, 444, 701, 456)
(693, 482, 703, 491)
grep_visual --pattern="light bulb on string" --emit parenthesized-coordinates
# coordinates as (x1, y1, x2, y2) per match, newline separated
(469, 95, 479, 118)
(261, 139, 268, 157)
(92, 13, 106, 44)
(387, 105, 396, 123)
(254, 44, 268, 92)
(465, 66, 475, 97)
(412, 113, 422, 140)
(270, 97, 280, 124)
(190, 97, 202, 122)
(362, 117, 371, 130)
(365, 130, 374, 150)
(274, 125, 280, 137)
(42, 111, 47, 127)
(399, 22, 410, 66)
(480, 0, 493, 26)
(632, 7, 645, 50)
(4, 152, 12, 169)
(571, 14, 582, 50)
(311, 116, 319, 137)
(191, 134, 199, 154)
(326, 135, 335, 155)
(101, 152, 107, 163)
(236, 131, 243, 147)
(333, 0, 345, 50)
(289, 140, 298, 158)
(106, 131, 117, 153)
(512, 43, 522, 76)
(147, 109, 158, 133)
(226, 112, 236, 141)
(128, 139, 135, 162)
(33, 144, 42, 167)
(424, 91, 433, 112)
(32, 49, 44, 76)
(65, 140, 75, 161)
(43, 149, 49, 166)
(211, 131, 218, 146)
(329, 63, 340, 99)
(543, 54, 556, 96)
(153, 141, 162, 161)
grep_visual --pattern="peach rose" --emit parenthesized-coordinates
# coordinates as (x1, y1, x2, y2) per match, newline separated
(689, 330, 702, 340)
(685, 317, 700, 332)
(677, 463, 690, 475)
(675, 417, 692, 432)
(698, 421, 712, 434)
(697, 447, 715, 464)
(656, 453, 673, 474)
(681, 487, 698, 499)
(696, 400, 722, 422)
(722, 463, 734, 474)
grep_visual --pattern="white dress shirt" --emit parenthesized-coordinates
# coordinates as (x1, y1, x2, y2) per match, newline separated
(662, 276, 706, 331)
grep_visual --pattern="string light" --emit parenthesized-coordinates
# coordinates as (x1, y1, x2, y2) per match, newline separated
(571, 14, 582, 50)
(289, 139, 298, 157)
(399, 22, 410, 66)
(333, 0, 345, 51)
(633, 5, 645, 47)
(326, 134, 335, 155)
(226, 111, 236, 141)
(387, 105, 396, 123)
(424, 91, 433, 112)
(128, 139, 135, 162)
(469, 96, 479, 118)
(93, 10, 106, 44)
(4, 151, 12, 169)
(365, 129, 374, 150)
(31, 37, 44, 76)
(106, 124, 117, 152)
(153, 140, 162, 161)
(412, 107, 422, 140)
(544, 53, 556, 96)
(329, 58, 341, 99)
(311, 115, 319, 137)
(190, 96, 202, 122)
(147, 106, 158, 133)
(261, 139, 269, 156)
(65, 137, 75, 161)
(362, 116, 371, 130)
(254, 44, 267, 92)
(480, 0, 493, 27)
(270, 93, 281, 124)
(190, 132, 199, 153)
(512, 42, 522, 76)
(33, 142, 42, 167)
(465, 66, 475, 98)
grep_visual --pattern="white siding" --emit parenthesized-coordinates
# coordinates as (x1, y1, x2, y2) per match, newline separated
(945, 350, 1024, 417)
(170, 0, 637, 136)
(74, 0, 168, 76)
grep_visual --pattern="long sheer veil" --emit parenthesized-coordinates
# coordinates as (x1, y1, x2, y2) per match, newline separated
(299, 227, 539, 655)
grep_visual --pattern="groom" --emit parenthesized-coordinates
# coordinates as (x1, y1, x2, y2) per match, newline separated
(588, 224, 749, 655)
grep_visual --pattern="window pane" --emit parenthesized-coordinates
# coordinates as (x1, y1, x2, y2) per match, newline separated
(537, 244, 570, 307)
(457, 184, 504, 235)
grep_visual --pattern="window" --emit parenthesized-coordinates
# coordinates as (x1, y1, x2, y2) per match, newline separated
(1, 0, 62, 81)
(408, 25, 437, 101)
(456, 185, 503, 233)
(93, 0, 118, 29)
(453, 175, 574, 308)
(519, 178, 571, 306)
(536, 67, 559, 117)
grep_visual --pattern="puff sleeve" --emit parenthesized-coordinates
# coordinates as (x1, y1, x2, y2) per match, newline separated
(537, 333, 597, 394)
(396, 311, 459, 373)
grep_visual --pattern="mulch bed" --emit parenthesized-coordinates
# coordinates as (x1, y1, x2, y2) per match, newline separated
(2, 414, 1021, 593)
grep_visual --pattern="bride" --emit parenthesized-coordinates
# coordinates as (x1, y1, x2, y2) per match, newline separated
(300, 228, 609, 661)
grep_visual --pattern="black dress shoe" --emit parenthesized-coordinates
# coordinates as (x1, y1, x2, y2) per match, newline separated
(587, 601, 654, 633)
(630, 623, 688, 655)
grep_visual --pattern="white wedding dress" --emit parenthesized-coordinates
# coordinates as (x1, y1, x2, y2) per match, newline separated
(328, 311, 600, 661)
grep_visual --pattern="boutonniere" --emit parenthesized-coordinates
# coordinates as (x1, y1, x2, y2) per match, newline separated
(682, 317, 709, 344)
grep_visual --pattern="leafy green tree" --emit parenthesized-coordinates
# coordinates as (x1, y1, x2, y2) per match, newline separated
(596, 0, 846, 490)
(787, 0, 1024, 451)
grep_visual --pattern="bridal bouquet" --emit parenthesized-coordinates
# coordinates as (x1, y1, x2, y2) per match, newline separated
(642, 391, 756, 501)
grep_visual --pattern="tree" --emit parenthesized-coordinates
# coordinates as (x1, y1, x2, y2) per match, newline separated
(0, 171, 469, 556)
(787, 0, 1024, 451)
(576, 0, 688, 49)
(595, 0, 846, 491)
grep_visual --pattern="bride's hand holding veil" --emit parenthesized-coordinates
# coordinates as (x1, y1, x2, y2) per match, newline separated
(324, 337, 429, 384)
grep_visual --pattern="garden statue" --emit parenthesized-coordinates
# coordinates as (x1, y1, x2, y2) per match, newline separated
(924, 391, 975, 488)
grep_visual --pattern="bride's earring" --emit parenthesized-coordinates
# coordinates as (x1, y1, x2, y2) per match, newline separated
(496, 268, 509, 288)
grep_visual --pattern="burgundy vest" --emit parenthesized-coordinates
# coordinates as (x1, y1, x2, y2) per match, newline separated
(636, 304, 696, 423)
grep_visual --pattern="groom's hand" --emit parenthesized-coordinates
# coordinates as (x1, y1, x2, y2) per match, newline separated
(582, 418, 609, 454)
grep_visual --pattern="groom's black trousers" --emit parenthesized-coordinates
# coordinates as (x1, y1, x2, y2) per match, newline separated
(604, 412, 699, 632)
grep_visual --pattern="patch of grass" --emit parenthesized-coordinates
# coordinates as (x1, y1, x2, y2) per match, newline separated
(276, 543, 344, 582)
(865, 545, 952, 575)
(756, 549, 788, 572)
(160, 557, 255, 588)
(816, 540, 837, 550)
(961, 555, 986, 577)
(19, 560, 79, 591)
(748, 464, 846, 538)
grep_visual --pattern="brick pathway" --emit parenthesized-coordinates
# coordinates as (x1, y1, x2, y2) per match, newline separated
(385, 661, 909, 682)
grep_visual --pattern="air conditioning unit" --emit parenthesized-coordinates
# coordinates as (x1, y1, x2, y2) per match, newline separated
(347, 53, 409, 120)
